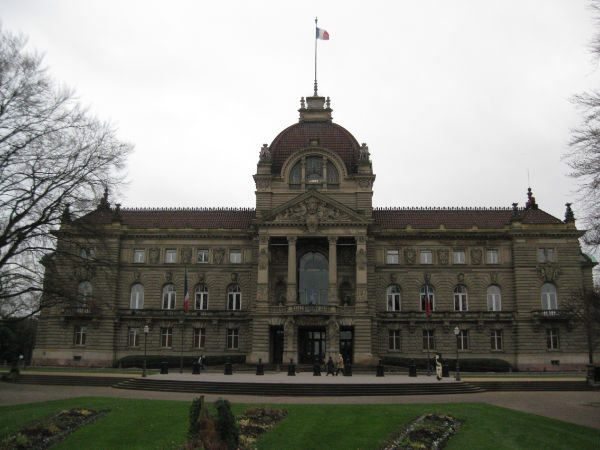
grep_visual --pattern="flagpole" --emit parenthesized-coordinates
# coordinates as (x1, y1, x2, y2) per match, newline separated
(314, 16, 318, 95)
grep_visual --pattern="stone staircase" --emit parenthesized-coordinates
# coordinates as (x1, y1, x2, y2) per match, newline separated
(469, 380, 588, 391)
(11, 374, 132, 387)
(111, 378, 485, 396)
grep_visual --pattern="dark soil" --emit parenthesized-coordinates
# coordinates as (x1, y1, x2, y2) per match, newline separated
(0, 408, 108, 450)
(381, 413, 462, 450)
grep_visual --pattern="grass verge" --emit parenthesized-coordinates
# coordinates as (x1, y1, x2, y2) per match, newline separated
(0, 398, 598, 449)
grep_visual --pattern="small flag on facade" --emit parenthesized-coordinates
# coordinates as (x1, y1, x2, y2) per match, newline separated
(316, 27, 329, 40)
(184, 267, 189, 312)
(424, 275, 432, 316)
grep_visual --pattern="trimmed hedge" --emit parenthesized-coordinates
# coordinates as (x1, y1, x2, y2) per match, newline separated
(382, 356, 512, 372)
(116, 354, 246, 369)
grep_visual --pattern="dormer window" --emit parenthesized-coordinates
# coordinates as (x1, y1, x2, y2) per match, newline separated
(289, 155, 339, 190)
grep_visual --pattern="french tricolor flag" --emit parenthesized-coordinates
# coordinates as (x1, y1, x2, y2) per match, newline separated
(316, 27, 329, 40)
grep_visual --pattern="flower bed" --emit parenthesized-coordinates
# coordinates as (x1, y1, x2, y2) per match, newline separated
(381, 413, 462, 450)
(1, 408, 108, 449)
(238, 407, 288, 449)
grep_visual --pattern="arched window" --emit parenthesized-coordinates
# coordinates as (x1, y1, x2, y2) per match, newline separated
(487, 285, 502, 311)
(541, 283, 557, 310)
(387, 285, 401, 311)
(228, 283, 242, 310)
(288, 156, 340, 190)
(130, 283, 144, 309)
(195, 284, 208, 310)
(77, 281, 92, 312)
(420, 285, 435, 312)
(298, 252, 328, 305)
(162, 284, 176, 310)
(454, 285, 468, 311)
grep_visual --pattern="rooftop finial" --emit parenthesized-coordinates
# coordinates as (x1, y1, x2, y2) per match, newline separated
(98, 187, 110, 210)
(525, 187, 538, 210)
(564, 203, 575, 223)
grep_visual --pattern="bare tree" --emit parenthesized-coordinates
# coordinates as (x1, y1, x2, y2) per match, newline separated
(566, 289, 600, 364)
(0, 27, 132, 319)
(567, 1, 600, 246)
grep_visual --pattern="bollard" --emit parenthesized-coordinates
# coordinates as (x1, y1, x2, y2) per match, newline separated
(256, 358, 264, 375)
(287, 358, 296, 376)
(442, 362, 450, 378)
(409, 359, 417, 377)
(160, 360, 168, 374)
(376, 360, 384, 377)
(344, 361, 352, 376)
(192, 361, 200, 374)
(224, 358, 233, 375)
(313, 360, 321, 376)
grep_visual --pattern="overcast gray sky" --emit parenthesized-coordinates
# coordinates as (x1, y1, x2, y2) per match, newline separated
(2, 0, 598, 221)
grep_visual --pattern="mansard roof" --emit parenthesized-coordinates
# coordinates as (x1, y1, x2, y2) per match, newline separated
(373, 207, 562, 229)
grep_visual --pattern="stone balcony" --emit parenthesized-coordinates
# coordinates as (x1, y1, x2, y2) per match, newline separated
(268, 304, 355, 315)
(116, 308, 248, 320)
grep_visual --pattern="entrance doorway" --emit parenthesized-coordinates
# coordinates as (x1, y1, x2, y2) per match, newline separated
(270, 326, 284, 364)
(340, 327, 354, 364)
(298, 327, 326, 364)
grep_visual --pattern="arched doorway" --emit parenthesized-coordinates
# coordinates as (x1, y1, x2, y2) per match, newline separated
(298, 252, 328, 305)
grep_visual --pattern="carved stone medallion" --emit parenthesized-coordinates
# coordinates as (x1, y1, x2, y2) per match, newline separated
(471, 249, 482, 265)
(537, 263, 560, 282)
(438, 249, 449, 265)
(214, 248, 225, 264)
(404, 248, 416, 265)
(149, 248, 159, 264)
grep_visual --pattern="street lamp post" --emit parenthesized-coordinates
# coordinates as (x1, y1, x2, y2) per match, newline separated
(143, 325, 149, 377)
(453, 326, 461, 381)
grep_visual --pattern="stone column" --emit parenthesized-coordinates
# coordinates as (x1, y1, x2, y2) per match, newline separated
(286, 236, 297, 304)
(328, 236, 338, 306)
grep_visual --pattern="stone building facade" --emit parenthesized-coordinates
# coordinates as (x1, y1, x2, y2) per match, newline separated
(32, 92, 597, 370)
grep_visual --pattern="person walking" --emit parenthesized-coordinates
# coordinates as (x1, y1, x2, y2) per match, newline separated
(326, 356, 335, 376)
(336, 353, 344, 376)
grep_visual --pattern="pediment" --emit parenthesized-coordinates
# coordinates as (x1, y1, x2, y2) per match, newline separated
(261, 191, 371, 231)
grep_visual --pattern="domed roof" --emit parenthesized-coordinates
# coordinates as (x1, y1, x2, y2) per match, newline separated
(268, 96, 361, 175)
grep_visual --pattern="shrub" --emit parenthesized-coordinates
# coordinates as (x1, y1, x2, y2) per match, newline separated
(215, 399, 239, 450)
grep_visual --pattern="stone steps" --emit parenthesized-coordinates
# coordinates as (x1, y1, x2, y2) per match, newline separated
(469, 380, 588, 391)
(10, 374, 132, 386)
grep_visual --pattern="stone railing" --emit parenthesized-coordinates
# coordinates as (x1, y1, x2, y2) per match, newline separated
(269, 304, 343, 314)
(116, 308, 246, 318)
(531, 309, 570, 321)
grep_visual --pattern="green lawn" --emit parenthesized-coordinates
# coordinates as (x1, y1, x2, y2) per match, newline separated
(0, 398, 598, 449)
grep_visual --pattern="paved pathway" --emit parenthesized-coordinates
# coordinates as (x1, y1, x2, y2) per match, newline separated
(1, 379, 599, 430)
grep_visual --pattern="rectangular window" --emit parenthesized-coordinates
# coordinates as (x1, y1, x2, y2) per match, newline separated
(161, 327, 173, 348)
(74, 326, 87, 346)
(388, 330, 401, 350)
(194, 328, 206, 348)
(79, 248, 95, 260)
(453, 250, 466, 264)
(486, 249, 499, 264)
(538, 248, 555, 262)
(386, 249, 399, 264)
(128, 328, 140, 347)
(546, 328, 559, 350)
(197, 249, 209, 263)
(422, 330, 435, 350)
(490, 329, 503, 351)
(420, 250, 433, 264)
(134, 249, 145, 263)
(227, 328, 239, 349)
(165, 249, 177, 263)
(457, 330, 469, 350)
(229, 249, 241, 264)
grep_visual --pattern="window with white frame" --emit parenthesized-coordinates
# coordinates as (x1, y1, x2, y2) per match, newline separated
(134, 249, 145, 263)
(486, 249, 499, 264)
(165, 249, 177, 263)
(227, 328, 239, 349)
(386, 249, 399, 264)
(541, 283, 557, 311)
(487, 285, 502, 311)
(420, 250, 433, 264)
(228, 284, 242, 310)
(538, 248, 555, 262)
(195, 284, 208, 310)
(453, 250, 466, 264)
(454, 285, 468, 311)
(160, 327, 173, 347)
(546, 328, 559, 350)
(387, 285, 401, 311)
(229, 249, 241, 264)
(130, 283, 144, 309)
(194, 328, 206, 348)
(389, 330, 401, 350)
(457, 330, 469, 350)
(162, 284, 176, 309)
(490, 329, 503, 350)
(197, 249, 209, 263)
(74, 326, 87, 345)
(128, 327, 141, 347)
(422, 330, 435, 350)
(77, 281, 93, 313)
(420, 285, 435, 312)
(79, 247, 95, 260)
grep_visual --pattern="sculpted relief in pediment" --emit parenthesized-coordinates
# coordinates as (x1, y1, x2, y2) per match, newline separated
(274, 197, 353, 232)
